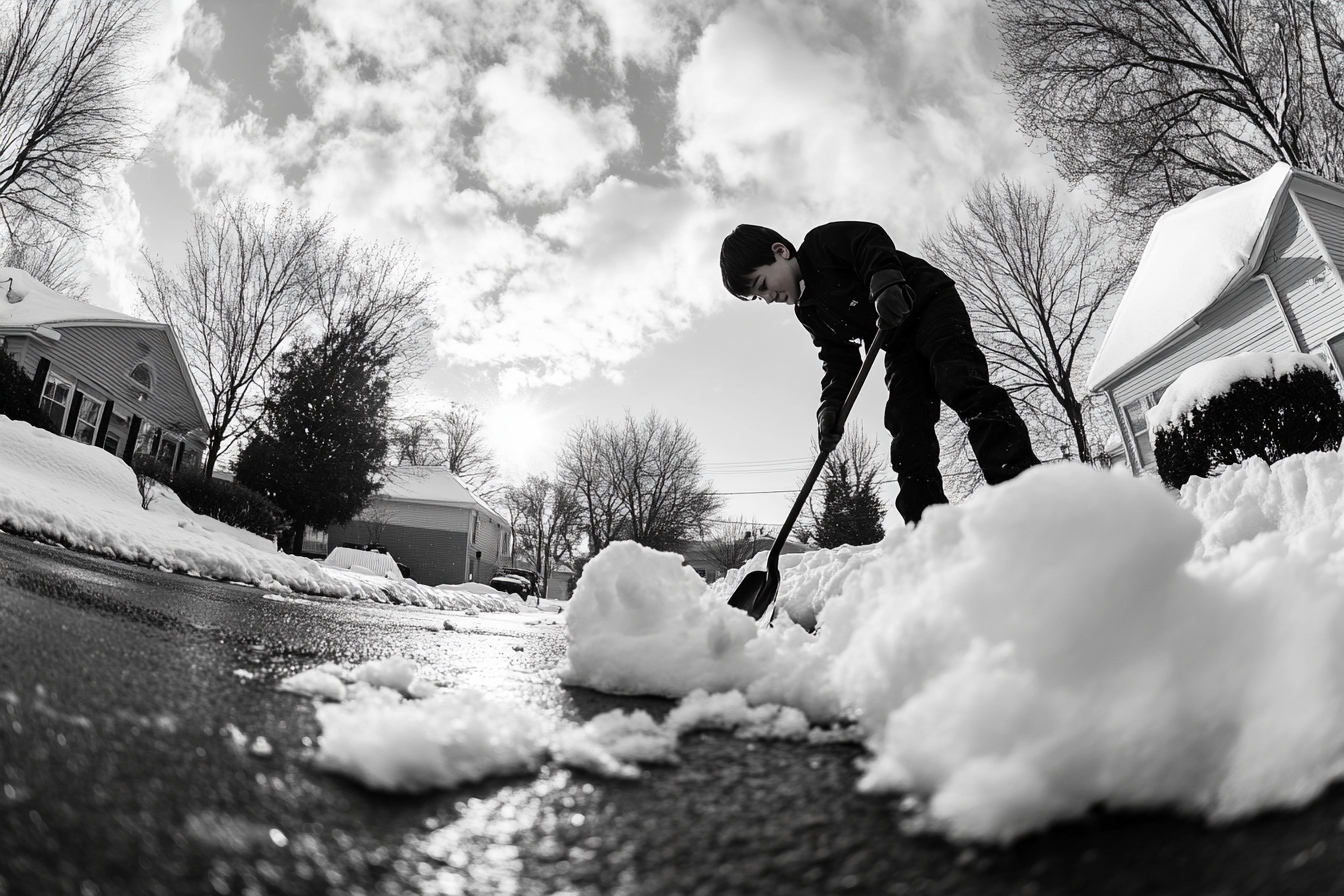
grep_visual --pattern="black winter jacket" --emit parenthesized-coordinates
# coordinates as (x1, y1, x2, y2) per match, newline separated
(794, 221, 955, 415)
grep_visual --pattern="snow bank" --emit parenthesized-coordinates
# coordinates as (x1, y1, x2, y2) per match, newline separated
(0, 416, 516, 612)
(1148, 351, 1331, 433)
(563, 458, 1344, 842)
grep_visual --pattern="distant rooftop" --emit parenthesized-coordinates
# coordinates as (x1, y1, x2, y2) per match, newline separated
(378, 465, 504, 517)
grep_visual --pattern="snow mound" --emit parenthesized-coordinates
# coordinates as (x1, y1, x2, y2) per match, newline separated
(565, 458, 1344, 842)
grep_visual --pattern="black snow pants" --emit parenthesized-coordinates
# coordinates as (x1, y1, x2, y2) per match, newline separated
(882, 285, 1040, 525)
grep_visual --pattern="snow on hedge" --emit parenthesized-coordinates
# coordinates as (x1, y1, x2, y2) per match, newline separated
(0, 416, 517, 612)
(1147, 351, 1331, 433)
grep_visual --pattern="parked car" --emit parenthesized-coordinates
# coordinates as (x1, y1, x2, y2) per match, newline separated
(489, 567, 540, 599)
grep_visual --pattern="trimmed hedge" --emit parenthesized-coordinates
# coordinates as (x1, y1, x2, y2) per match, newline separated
(132, 455, 289, 539)
(0, 349, 57, 432)
(1154, 366, 1344, 490)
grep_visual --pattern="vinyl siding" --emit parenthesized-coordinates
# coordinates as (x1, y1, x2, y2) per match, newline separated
(13, 324, 206, 448)
(325, 520, 468, 586)
(1110, 277, 1292, 471)
(1112, 277, 1292, 408)
(1290, 191, 1344, 349)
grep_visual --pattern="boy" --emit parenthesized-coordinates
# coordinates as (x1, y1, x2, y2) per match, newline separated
(719, 221, 1039, 525)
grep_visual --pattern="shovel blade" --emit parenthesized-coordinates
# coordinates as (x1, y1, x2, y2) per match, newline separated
(727, 568, 780, 621)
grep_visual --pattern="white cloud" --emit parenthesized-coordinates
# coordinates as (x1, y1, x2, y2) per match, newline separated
(181, 5, 224, 66)
(472, 48, 637, 205)
(117, 0, 1059, 391)
(675, 0, 1043, 245)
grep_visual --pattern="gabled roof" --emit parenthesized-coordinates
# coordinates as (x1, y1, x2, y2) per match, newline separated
(378, 465, 505, 518)
(0, 267, 209, 430)
(1087, 163, 1296, 391)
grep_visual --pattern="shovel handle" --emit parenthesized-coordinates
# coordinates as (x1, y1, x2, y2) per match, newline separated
(766, 326, 891, 570)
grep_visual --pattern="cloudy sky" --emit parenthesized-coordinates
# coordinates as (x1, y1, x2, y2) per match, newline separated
(85, 0, 1067, 526)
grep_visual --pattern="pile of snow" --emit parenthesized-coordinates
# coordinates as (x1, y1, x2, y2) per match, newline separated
(0, 416, 518, 613)
(557, 457, 1344, 842)
(282, 657, 847, 790)
(1149, 351, 1332, 432)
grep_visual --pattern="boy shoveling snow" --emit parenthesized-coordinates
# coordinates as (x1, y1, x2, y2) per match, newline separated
(719, 221, 1040, 524)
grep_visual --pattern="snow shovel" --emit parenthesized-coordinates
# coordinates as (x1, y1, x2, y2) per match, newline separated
(728, 324, 892, 624)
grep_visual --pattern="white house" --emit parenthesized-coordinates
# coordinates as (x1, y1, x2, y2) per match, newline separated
(324, 466, 512, 586)
(0, 267, 208, 470)
(1088, 163, 1344, 475)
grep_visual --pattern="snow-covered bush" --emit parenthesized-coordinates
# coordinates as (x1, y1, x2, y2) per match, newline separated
(1152, 353, 1344, 490)
(132, 454, 289, 538)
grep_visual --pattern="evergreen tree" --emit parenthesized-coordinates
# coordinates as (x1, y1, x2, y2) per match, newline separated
(0, 349, 56, 432)
(234, 315, 391, 554)
(812, 425, 887, 548)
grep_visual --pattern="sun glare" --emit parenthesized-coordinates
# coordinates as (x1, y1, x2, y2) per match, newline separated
(482, 399, 552, 474)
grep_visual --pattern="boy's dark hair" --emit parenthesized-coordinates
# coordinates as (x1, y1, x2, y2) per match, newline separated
(720, 224, 795, 299)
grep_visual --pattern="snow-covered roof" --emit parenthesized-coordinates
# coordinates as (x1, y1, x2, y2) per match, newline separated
(378, 465, 505, 518)
(0, 267, 145, 329)
(1087, 163, 1294, 390)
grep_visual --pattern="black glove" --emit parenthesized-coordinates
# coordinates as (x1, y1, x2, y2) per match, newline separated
(870, 269, 914, 329)
(817, 405, 842, 452)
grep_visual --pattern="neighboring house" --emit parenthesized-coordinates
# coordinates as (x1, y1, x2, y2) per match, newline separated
(1088, 163, 1344, 476)
(0, 267, 208, 471)
(682, 533, 818, 583)
(325, 466, 511, 587)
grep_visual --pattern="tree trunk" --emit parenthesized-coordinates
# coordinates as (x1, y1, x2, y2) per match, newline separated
(287, 519, 306, 555)
(1064, 397, 1093, 464)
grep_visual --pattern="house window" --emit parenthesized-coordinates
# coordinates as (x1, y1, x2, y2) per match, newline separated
(1122, 387, 1167, 469)
(129, 361, 153, 391)
(102, 411, 129, 456)
(470, 511, 478, 544)
(157, 436, 179, 464)
(72, 396, 103, 445)
(135, 425, 159, 457)
(1324, 335, 1344, 390)
(38, 372, 72, 431)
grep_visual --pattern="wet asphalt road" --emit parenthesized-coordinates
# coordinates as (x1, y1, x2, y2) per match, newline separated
(3, 532, 1344, 896)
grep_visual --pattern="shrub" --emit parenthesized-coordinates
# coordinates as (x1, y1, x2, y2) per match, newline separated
(0, 350, 57, 432)
(1154, 365, 1344, 490)
(132, 454, 289, 538)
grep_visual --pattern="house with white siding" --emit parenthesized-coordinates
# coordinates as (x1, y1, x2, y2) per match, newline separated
(1088, 163, 1344, 475)
(324, 466, 512, 586)
(0, 267, 209, 470)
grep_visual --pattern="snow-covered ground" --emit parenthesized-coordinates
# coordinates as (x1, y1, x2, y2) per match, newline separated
(0, 416, 521, 613)
(15, 410, 1344, 846)
(281, 440, 1344, 846)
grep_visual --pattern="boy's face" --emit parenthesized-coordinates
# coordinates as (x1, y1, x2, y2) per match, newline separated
(744, 242, 800, 305)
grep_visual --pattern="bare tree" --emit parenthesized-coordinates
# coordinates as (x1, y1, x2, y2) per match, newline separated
(0, 0, 147, 237)
(139, 197, 331, 478)
(355, 500, 397, 547)
(922, 178, 1131, 464)
(991, 0, 1344, 223)
(390, 404, 500, 496)
(696, 516, 759, 578)
(0, 212, 86, 297)
(503, 475, 583, 599)
(558, 410, 722, 554)
(556, 416, 626, 554)
(312, 237, 436, 386)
